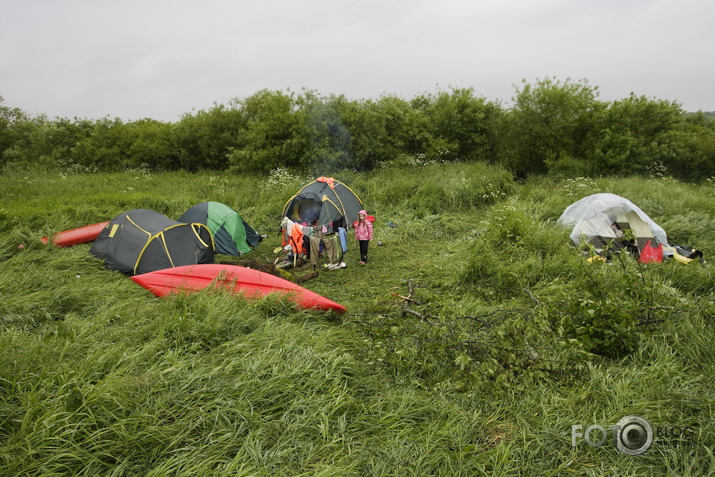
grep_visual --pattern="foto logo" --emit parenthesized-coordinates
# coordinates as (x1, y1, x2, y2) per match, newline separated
(571, 415, 653, 455)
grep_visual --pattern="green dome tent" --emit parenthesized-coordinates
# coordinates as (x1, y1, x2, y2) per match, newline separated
(282, 177, 363, 226)
(178, 201, 261, 256)
(89, 209, 215, 275)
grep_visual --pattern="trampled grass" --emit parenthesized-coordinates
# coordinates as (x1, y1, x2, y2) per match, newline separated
(0, 164, 713, 475)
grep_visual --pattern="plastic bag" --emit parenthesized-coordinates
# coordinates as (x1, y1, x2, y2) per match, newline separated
(639, 240, 663, 264)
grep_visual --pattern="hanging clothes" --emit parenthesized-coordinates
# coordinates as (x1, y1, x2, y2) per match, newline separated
(309, 235, 339, 266)
(280, 217, 295, 248)
(338, 227, 348, 253)
(290, 222, 305, 254)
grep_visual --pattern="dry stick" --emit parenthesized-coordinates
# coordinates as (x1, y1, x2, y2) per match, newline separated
(463, 315, 493, 328)
(404, 279, 416, 310)
(397, 279, 438, 326)
(401, 307, 427, 320)
(401, 306, 438, 326)
(391, 293, 421, 304)
(637, 318, 666, 326)
(407, 279, 416, 299)
(523, 287, 541, 306)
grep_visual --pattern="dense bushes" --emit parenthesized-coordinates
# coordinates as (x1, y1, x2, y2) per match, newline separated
(499, 78, 604, 177)
(458, 177, 713, 360)
(2, 80, 714, 180)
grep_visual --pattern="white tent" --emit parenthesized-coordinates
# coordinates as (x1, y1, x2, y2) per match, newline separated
(558, 193, 668, 250)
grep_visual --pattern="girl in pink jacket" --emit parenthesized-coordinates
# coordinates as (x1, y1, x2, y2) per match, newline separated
(355, 210, 373, 264)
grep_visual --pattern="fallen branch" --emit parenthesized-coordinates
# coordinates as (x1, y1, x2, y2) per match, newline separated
(637, 318, 666, 326)
(393, 279, 438, 325)
(523, 287, 541, 306)
(401, 307, 438, 326)
(391, 293, 422, 304)
(463, 315, 494, 329)
(295, 271, 319, 284)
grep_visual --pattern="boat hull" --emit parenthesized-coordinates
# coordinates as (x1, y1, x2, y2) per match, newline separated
(131, 264, 346, 313)
(42, 221, 110, 247)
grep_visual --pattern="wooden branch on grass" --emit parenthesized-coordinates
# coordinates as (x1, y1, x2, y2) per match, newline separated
(463, 316, 493, 328)
(391, 293, 421, 304)
(637, 318, 666, 326)
(394, 279, 438, 325)
(295, 271, 319, 284)
(522, 287, 541, 306)
(401, 306, 438, 326)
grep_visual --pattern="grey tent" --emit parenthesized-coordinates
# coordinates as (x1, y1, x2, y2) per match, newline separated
(178, 201, 260, 256)
(557, 193, 667, 252)
(282, 177, 363, 227)
(90, 209, 215, 275)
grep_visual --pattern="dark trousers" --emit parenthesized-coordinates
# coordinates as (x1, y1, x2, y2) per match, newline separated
(359, 240, 369, 262)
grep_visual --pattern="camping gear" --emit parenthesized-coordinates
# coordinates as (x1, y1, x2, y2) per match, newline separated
(663, 245, 704, 264)
(90, 209, 214, 275)
(639, 240, 664, 264)
(282, 177, 363, 227)
(178, 201, 260, 256)
(558, 193, 667, 252)
(41, 221, 110, 247)
(131, 264, 346, 313)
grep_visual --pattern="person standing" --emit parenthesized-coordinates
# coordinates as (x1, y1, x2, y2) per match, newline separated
(355, 210, 373, 264)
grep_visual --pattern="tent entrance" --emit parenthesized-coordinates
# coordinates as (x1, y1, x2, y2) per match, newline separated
(288, 199, 322, 224)
(623, 211, 657, 252)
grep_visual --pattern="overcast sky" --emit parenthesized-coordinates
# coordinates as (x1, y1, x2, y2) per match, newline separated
(1, 0, 713, 122)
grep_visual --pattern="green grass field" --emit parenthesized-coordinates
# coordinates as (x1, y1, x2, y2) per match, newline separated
(1, 164, 713, 476)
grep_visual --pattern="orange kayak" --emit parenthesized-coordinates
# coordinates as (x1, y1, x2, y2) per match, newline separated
(41, 221, 110, 247)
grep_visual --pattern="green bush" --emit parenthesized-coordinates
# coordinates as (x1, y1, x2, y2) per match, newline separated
(458, 198, 703, 358)
(460, 204, 579, 297)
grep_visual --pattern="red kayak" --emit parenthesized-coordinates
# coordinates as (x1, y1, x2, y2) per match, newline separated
(41, 221, 110, 247)
(131, 264, 346, 313)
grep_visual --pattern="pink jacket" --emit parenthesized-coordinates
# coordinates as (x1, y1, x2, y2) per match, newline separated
(355, 219, 373, 241)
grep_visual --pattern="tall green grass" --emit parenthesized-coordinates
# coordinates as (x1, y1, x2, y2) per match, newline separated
(1, 164, 713, 475)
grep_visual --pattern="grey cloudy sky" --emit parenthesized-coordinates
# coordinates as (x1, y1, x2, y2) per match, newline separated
(1, 0, 713, 122)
